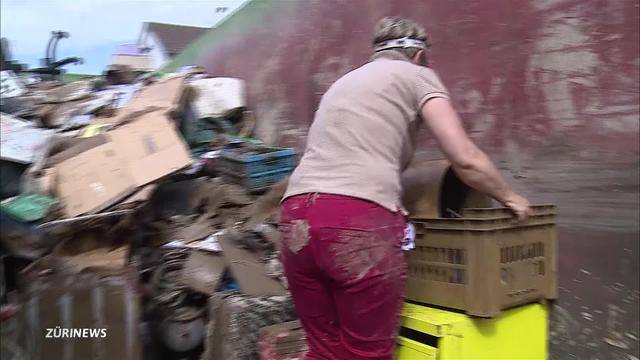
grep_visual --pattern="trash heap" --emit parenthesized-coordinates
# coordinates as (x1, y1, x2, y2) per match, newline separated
(0, 66, 304, 360)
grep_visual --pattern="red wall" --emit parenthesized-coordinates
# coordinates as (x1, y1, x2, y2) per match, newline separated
(192, 1, 640, 357)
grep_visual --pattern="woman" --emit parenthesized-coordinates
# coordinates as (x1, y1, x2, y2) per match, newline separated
(279, 17, 531, 360)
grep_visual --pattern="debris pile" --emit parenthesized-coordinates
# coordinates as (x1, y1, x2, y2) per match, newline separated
(0, 67, 304, 359)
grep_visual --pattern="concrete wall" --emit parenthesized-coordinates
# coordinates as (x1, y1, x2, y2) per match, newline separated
(170, 0, 640, 358)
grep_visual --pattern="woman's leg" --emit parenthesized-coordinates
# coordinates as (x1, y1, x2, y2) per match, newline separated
(281, 195, 347, 359)
(282, 194, 407, 359)
(311, 195, 408, 359)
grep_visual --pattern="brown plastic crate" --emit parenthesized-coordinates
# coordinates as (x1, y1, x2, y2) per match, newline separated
(406, 205, 557, 317)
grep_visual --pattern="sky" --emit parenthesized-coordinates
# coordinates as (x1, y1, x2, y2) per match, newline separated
(1, 0, 246, 74)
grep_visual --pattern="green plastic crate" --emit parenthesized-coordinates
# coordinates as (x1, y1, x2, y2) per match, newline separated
(0, 194, 59, 222)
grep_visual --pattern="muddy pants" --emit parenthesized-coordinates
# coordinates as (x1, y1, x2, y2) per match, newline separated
(280, 193, 407, 360)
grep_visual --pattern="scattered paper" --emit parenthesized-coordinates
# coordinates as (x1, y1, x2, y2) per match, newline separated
(163, 231, 224, 253)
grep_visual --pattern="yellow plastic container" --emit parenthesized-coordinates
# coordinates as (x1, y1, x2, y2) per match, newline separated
(395, 302, 548, 359)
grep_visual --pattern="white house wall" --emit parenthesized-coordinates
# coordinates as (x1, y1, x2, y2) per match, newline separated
(147, 32, 169, 70)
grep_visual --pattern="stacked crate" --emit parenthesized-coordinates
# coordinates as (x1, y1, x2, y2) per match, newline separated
(218, 145, 296, 192)
(395, 302, 549, 359)
(395, 205, 557, 358)
(405, 205, 557, 317)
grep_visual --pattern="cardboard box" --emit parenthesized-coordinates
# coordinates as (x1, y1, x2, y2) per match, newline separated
(44, 135, 109, 168)
(54, 109, 191, 218)
(103, 75, 186, 127)
(55, 142, 137, 217)
(125, 75, 184, 112)
(106, 109, 191, 187)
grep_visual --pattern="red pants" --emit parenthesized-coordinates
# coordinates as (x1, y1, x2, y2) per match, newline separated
(280, 193, 407, 360)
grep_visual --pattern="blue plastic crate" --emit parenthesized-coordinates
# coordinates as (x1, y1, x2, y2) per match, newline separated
(219, 146, 296, 177)
(221, 167, 293, 192)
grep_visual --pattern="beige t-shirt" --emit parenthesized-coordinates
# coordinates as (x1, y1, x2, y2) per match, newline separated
(283, 50, 449, 212)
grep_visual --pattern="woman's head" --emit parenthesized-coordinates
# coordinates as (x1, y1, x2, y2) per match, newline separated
(373, 17, 430, 65)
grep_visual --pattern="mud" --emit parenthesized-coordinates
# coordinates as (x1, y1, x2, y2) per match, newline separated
(327, 228, 387, 282)
(286, 219, 310, 254)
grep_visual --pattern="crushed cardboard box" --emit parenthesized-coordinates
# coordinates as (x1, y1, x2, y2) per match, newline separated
(99, 75, 186, 127)
(106, 109, 191, 187)
(53, 108, 191, 217)
(55, 142, 138, 217)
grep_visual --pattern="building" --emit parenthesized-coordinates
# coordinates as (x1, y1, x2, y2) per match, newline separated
(137, 22, 209, 69)
(110, 44, 152, 71)
(112, 22, 209, 71)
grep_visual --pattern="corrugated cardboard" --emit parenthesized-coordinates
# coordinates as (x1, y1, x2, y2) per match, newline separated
(56, 142, 137, 217)
(125, 75, 184, 111)
(46, 135, 109, 167)
(107, 109, 191, 187)
(54, 109, 191, 218)
(103, 75, 186, 127)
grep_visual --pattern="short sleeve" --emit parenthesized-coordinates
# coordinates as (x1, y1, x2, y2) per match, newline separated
(415, 68, 449, 109)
